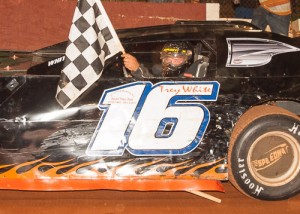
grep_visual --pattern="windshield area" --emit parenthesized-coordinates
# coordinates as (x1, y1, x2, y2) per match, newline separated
(120, 39, 216, 78)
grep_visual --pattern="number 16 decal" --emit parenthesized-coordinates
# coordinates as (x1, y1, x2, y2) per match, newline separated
(86, 81, 220, 156)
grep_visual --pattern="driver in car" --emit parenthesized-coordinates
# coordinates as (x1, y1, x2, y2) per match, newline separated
(122, 42, 193, 78)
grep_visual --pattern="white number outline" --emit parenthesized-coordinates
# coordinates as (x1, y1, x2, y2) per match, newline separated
(86, 81, 220, 156)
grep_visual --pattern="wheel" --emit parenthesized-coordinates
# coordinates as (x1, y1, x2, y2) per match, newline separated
(228, 105, 300, 200)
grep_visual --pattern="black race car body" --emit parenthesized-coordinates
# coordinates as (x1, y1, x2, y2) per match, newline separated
(0, 21, 300, 200)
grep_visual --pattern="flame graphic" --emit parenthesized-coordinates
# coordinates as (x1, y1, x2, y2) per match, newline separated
(0, 156, 227, 180)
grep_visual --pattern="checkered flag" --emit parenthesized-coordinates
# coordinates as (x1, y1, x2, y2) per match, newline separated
(56, 0, 124, 108)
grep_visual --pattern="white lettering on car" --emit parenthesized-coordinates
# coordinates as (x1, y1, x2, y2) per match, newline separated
(48, 56, 65, 67)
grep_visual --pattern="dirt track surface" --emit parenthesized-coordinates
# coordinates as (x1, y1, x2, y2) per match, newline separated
(0, 182, 299, 213)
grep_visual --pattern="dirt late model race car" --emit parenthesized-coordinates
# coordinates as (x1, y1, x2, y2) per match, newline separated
(0, 20, 300, 201)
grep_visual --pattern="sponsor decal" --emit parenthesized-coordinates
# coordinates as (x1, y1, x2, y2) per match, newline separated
(289, 123, 300, 136)
(48, 56, 65, 67)
(226, 38, 300, 67)
(251, 144, 289, 171)
(87, 81, 220, 156)
(238, 158, 264, 196)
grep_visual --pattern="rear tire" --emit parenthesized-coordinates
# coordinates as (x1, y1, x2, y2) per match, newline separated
(228, 105, 300, 200)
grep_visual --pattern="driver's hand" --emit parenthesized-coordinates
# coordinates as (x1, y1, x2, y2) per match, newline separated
(122, 53, 140, 72)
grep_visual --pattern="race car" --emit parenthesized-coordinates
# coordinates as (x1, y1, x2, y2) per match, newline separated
(0, 20, 300, 201)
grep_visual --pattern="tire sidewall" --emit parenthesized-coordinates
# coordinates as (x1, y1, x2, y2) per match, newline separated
(230, 115, 300, 200)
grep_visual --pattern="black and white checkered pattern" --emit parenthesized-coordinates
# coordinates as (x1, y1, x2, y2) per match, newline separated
(56, 0, 124, 108)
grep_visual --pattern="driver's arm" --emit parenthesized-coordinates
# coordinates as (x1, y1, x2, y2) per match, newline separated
(122, 53, 153, 78)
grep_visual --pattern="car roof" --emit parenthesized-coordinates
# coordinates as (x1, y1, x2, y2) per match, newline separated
(116, 20, 260, 41)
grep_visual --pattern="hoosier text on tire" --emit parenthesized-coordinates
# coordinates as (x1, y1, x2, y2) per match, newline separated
(229, 105, 300, 200)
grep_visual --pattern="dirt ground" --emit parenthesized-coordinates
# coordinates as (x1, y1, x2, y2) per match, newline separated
(1, 1, 300, 213)
(0, 182, 299, 214)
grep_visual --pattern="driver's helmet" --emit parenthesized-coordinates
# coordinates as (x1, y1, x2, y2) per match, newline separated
(160, 42, 193, 77)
